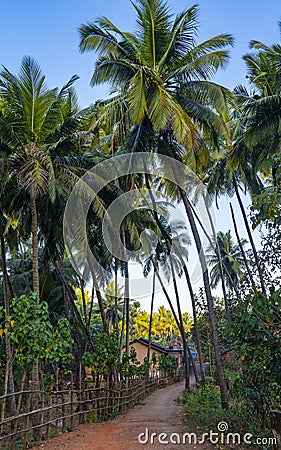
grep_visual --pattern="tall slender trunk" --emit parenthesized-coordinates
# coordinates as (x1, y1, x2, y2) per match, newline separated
(124, 263, 130, 355)
(119, 299, 126, 361)
(29, 188, 41, 430)
(59, 260, 79, 385)
(86, 250, 108, 334)
(161, 132, 227, 406)
(121, 231, 130, 355)
(182, 264, 206, 384)
(55, 263, 94, 351)
(156, 270, 192, 389)
(30, 188, 40, 298)
(147, 266, 156, 363)
(232, 176, 266, 294)
(169, 256, 192, 390)
(95, 287, 108, 334)
(180, 190, 228, 408)
(202, 192, 230, 319)
(0, 234, 16, 415)
(80, 277, 90, 333)
(114, 259, 119, 331)
(229, 202, 256, 291)
(188, 200, 240, 299)
(145, 173, 198, 390)
(89, 287, 95, 328)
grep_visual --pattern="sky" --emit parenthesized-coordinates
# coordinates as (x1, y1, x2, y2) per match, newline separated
(1, 0, 280, 108)
(0, 0, 278, 312)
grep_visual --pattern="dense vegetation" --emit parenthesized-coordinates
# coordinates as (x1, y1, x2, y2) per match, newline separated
(0, 0, 280, 446)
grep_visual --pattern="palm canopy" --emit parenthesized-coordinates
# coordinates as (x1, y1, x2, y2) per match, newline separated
(206, 230, 248, 290)
(0, 56, 80, 200)
(79, 0, 233, 147)
(233, 23, 281, 172)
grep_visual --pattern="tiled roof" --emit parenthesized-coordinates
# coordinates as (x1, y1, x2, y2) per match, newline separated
(129, 337, 197, 355)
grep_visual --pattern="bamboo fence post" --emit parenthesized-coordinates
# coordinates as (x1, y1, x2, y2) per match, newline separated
(78, 362, 82, 424)
(40, 369, 45, 438)
(61, 371, 66, 433)
(23, 391, 31, 449)
(70, 373, 74, 430)
(0, 371, 178, 447)
(46, 389, 52, 441)
(55, 367, 59, 431)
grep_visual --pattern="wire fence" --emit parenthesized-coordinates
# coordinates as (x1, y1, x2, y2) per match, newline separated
(0, 371, 183, 449)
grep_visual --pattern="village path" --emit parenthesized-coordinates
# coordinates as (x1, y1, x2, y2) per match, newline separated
(34, 381, 214, 450)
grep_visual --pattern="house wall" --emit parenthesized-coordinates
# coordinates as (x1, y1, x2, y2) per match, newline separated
(122, 341, 163, 363)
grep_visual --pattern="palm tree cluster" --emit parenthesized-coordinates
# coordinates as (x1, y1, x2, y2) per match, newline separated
(131, 304, 192, 344)
(0, 0, 280, 418)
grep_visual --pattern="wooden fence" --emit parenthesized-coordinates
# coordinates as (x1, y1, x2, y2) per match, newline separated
(0, 371, 182, 449)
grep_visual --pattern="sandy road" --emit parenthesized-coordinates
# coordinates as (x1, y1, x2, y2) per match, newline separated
(34, 382, 214, 450)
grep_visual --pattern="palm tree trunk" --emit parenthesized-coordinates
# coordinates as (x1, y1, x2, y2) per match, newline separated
(188, 200, 240, 299)
(156, 270, 192, 390)
(95, 286, 108, 334)
(0, 234, 16, 416)
(119, 299, 126, 361)
(229, 202, 256, 291)
(202, 192, 231, 319)
(59, 260, 80, 386)
(80, 277, 90, 333)
(89, 286, 95, 328)
(147, 266, 156, 363)
(169, 256, 192, 390)
(124, 262, 130, 355)
(30, 188, 40, 298)
(55, 263, 94, 351)
(29, 188, 41, 427)
(86, 250, 108, 334)
(182, 264, 206, 384)
(180, 189, 228, 408)
(145, 172, 198, 391)
(232, 176, 266, 294)
(121, 231, 130, 355)
(114, 259, 119, 331)
(162, 128, 227, 406)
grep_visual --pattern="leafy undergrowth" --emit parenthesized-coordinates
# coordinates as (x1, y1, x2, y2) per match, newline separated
(179, 384, 275, 450)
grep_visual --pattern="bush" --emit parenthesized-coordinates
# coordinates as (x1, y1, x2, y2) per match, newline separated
(180, 385, 274, 449)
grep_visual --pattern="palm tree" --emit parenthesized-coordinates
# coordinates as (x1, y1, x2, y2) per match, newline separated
(79, 0, 233, 408)
(239, 24, 281, 161)
(205, 112, 266, 294)
(102, 281, 124, 331)
(206, 230, 248, 291)
(141, 178, 206, 382)
(0, 56, 80, 299)
(79, 0, 233, 147)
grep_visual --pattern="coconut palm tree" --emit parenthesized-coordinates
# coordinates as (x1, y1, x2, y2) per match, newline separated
(79, 0, 233, 149)
(102, 281, 124, 331)
(205, 111, 265, 294)
(0, 56, 80, 299)
(206, 230, 248, 292)
(238, 23, 281, 162)
(79, 0, 233, 408)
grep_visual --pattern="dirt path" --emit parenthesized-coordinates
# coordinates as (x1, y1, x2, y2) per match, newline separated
(34, 382, 213, 450)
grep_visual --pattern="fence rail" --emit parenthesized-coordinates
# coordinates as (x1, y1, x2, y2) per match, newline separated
(0, 371, 182, 449)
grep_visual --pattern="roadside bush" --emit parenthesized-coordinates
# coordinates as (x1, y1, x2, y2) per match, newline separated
(180, 385, 273, 449)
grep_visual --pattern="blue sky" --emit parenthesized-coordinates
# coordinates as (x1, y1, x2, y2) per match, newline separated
(1, 0, 280, 108)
